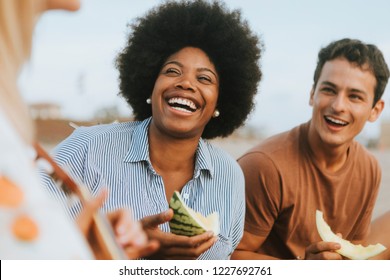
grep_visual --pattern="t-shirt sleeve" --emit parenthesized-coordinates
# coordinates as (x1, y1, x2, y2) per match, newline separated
(238, 151, 282, 237)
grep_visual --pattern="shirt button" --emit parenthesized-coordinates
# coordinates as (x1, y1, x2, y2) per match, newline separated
(183, 193, 190, 199)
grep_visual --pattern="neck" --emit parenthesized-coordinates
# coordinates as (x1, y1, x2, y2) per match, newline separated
(311, 144, 349, 172)
(307, 124, 350, 173)
(148, 124, 200, 174)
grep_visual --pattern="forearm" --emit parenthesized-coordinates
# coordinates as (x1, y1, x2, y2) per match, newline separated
(367, 211, 390, 260)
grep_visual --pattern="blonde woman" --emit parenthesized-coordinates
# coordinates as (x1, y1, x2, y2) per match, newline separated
(0, 0, 157, 259)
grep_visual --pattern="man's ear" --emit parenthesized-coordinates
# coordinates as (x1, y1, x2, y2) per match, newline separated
(368, 99, 385, 122)
(309, 86, 315, 106)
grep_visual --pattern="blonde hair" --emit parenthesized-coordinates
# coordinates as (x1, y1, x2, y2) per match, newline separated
(0, 0, 44, 143)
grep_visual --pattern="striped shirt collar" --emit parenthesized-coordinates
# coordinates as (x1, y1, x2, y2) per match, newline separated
(123, 117, 214, 178)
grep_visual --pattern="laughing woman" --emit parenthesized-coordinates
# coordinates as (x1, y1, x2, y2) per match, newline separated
(44, 0, 262, 259)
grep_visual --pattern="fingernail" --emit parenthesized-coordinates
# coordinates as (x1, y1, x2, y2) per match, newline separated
(164, 209, 173, 220)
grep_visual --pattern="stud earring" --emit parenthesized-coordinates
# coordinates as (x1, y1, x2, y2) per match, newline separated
(213, 109, 220, 118)
(146, 98, 151, 104)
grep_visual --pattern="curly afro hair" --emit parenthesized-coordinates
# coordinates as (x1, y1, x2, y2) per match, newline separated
(116, 0, 262, 139)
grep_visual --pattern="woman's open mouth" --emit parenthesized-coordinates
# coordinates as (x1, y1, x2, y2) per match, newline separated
(167, 97, 198, 113)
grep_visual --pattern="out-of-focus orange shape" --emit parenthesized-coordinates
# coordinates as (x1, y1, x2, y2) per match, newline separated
(0, 176, 24, 207)
(12, 214, 39, 241)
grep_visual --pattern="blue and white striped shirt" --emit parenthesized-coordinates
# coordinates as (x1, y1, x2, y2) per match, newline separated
(42, 117, 245, 259)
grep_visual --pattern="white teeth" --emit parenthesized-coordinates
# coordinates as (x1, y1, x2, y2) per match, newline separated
(173, 107, 192, 113)
(168, 97, 197, 110)
(325, 116, 348, 125)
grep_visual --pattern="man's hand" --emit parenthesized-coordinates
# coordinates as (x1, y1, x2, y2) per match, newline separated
(305, 240, 342, 260)
(141, 209, 217, 259)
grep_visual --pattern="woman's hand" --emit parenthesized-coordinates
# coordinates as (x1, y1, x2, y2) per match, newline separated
(141, 209, 217, 259)
(77, 189, 159, 259)
(107, 209, 159, 259)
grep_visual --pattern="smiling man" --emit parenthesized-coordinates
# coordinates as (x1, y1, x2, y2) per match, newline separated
(232, 38, 389, 260)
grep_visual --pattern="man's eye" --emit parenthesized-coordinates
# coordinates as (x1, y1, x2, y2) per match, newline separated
(321, 87, 335, 93)
(350, 94, 363, 101)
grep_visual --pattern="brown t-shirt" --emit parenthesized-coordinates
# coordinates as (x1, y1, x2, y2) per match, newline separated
(238, 121, 381, 259)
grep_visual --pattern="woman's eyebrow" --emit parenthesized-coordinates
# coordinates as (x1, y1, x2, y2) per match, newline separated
(162, 60, 182, 68)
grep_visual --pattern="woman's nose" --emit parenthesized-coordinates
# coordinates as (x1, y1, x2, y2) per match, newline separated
(175, 75, 195, 91)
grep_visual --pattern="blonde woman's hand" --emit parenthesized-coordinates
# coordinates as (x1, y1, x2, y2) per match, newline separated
(77, 189, 159, 259)
(107, 209, 159, 259)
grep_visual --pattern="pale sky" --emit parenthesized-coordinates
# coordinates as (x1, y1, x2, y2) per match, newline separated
(19, 0, 390, 139)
